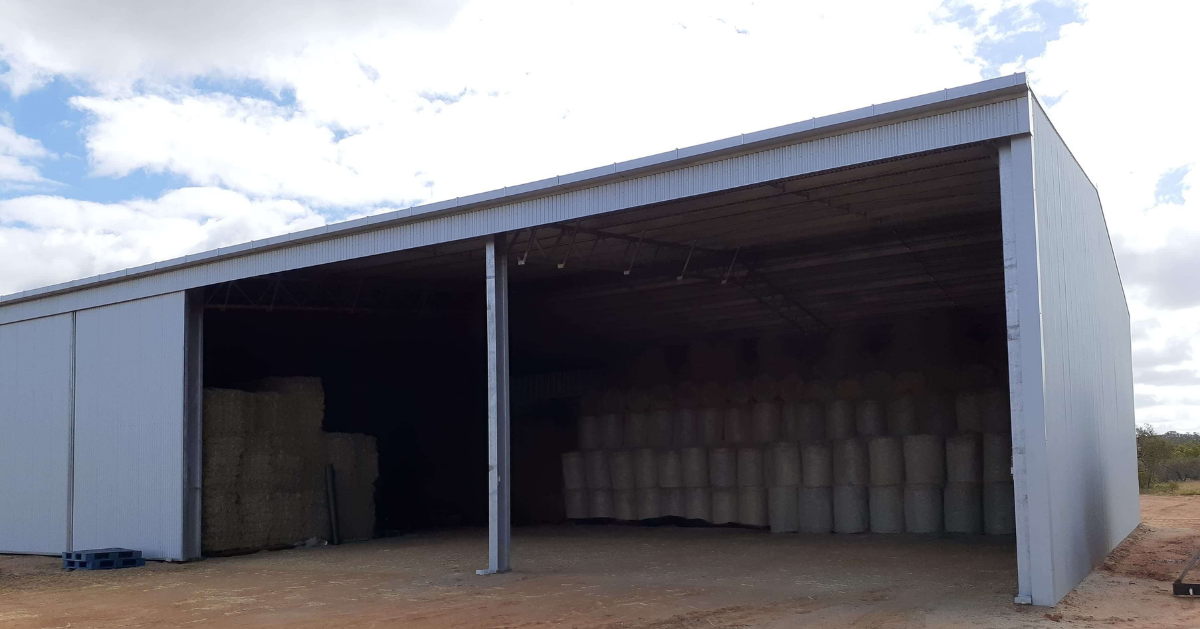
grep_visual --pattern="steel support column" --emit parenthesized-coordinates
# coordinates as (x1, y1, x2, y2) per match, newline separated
(999, 135, 1054, 606)
(478, 233, 512, 575)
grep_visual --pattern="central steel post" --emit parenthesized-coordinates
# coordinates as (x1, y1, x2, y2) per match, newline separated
(478, 233, 512, 575)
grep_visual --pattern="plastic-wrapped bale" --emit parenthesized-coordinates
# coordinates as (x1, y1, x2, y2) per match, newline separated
(806, 379, 834, 402)
(600, 388, 626, 414)
(727, 380, 752, 405)
(201, 388, 251, 553)
(752, 373, 780, 402)
(833, 439, 869, 487)
(650, 383, 674, 410)
(585, 450, 612, 489)
(561, 452, 587, 490)
(657, 450, 684, 488)
(984, 482, 1016, 534)
(799, 486, 833, 533)
(903, 435, 945, 485)
(709, 447, 737, 488)
(685, 487, 712, 521)
(625, 412, 650, 448)
(983, 434, 1012, 483)
(835, 378, 864, 401)
(661, 487, 685, 518)
(751, 401, 782, 443)
(904, 485, 944, 533)
(769, 443, 802, 487)
(737, 447, 765, 487)
(855, 400, 887, 437)
(614, 490, 637, 521)
(779, 373, 804, 403)
(946, 433, 983, 483)
(894, 371, 926, 395)
(325, 432, 379, 542)
(981, 388, 1011, 434)
(626, 387, 651, 412)
(955, 391, 983, 433)
(564, 489, 588, 519)
(609, 450, 635, 490)
(701, 381, 727, 407)
(634, 448, 658, 489)
(944, 483, 984, 534)
(833, 485, 869, 533)
(711, 489, 738, 524)
(578, 415, 600, 451)
(738, 487, 768, 526)
(599, 413, 624, 449)
(681, 447, 709, 487)
(649, 408, 674, 448)
(867, 437, 904, 486)
(589, 489, 614, 518)
(676, 381, 702, 409)
(863, 371, 894, 399)
(802, 443, 833, 487)
(768, 487, 800, 532)
(869, 486, 904, 533)
(698, 408, 724, 446)
(921, 393, 956, 436)
(675, 408, 700, 447)
(886, 395, 920, 437)
(797, 401, 826, 443)
(637, 488, 663, 520)
(781, 402, 801, 442)
(724, 406, 751, 444)
(826, 400, 856, 440)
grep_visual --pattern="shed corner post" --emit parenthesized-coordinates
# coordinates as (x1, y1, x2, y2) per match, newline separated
(999, 133, 1055, 606)
(479, 233, 512, 575)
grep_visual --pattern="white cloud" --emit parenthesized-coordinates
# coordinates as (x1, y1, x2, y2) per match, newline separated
(1021, 0, 1200, 431)
(0, 122, 50, 185)
(0, 187, 324, 294)
(0, 0, 465, 95)
(64, 1, 983, 208)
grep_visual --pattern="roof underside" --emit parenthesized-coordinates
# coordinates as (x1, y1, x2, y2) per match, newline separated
(252, 143, 1004, 341)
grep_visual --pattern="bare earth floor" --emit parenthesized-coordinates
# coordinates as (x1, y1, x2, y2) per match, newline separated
(2, 496, 1198, 628)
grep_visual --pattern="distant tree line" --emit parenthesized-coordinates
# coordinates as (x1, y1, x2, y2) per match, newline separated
(1137, 425, 1200, 488)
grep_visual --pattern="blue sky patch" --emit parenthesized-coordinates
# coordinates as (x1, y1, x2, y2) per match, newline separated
(1155, 165, 1192, 206)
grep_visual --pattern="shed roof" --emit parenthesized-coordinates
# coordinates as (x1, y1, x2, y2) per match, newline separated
(0, 73, 1032, 323)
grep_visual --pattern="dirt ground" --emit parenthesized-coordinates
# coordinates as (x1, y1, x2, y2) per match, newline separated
(2, 496, 1198, 628)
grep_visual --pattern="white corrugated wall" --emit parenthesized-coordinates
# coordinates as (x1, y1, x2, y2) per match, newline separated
(72, 292, 189, 560)
(0, 313, 74, 554)
(1030, 101, 1139, 602)
(1002, 98, 1139, 606)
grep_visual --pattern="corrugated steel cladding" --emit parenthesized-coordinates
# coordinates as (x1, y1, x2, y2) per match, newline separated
(72, 293, 189, 560)
(0, 98, 1027, 326)
(0, 313, 73, 554)
(1028, 102, 1139, 602)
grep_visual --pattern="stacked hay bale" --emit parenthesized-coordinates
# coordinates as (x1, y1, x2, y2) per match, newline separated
(903, 434, 945, 533)
(767, 442, 801, 532)
(325, 432, 380, 541)
(944, 433, 984, 534)
(867, 436, 905, 533)
(201, 378, 378, 554)
(251, 378, 327, 546)
(201, 388, 251, 552)
(982, 389, 1016, 535)
(561, 360, 1014, 539)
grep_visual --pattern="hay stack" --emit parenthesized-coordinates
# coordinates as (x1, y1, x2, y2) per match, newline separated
(201, 388, 251, 553)
(326, 432, 379, 542)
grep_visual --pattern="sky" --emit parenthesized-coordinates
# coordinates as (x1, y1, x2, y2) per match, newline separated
(0, 0, 1197, 432)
